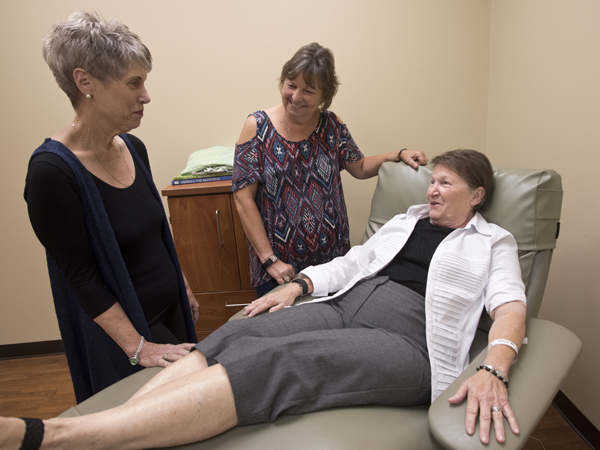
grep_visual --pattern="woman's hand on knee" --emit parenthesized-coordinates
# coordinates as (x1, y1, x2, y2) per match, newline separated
(139, 342, 196, 368)
(244, 284, 298, 318)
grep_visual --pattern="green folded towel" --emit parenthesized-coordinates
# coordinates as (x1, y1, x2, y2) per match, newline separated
(179, 146, 234, 176)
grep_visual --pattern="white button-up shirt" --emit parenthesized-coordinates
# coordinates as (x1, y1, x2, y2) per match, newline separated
(302, 204, 526, 402)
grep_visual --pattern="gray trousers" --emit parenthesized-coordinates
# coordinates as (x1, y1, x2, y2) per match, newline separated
(196, 277, 431, 425)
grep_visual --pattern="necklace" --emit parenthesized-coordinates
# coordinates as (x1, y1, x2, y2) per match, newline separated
(72, 122, 134, 187)
(281, 115, 293, 134)
(281, 107, 320, 137)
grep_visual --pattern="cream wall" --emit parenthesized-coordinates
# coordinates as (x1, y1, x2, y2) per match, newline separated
(487, 0, 600, 429)
(2, 0, 598, 432)
(0, 0, 490, 345)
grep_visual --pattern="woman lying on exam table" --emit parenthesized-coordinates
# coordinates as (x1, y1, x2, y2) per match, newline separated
(4, 149, 526, 449)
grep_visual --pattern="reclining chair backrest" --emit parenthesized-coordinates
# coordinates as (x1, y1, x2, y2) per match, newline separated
(362, 162, 563, 331)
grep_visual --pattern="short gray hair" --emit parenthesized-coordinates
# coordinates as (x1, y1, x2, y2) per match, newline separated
(279, 43, 339, 111)
(42, 11, 152, 107)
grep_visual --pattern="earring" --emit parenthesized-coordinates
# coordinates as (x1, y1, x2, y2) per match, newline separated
(86, 94, 91, 99)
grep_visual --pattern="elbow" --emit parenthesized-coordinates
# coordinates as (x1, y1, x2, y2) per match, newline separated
(491, 300, 527, 322)
(513, 300, 527, 319)
(232, 190, 242, 210)
(232, 190, 249, 209)
(354, 164, 379, 180)
(347, 158, 371, 180)
(232, 189, 258, 218)
(353, 171, 370, 180)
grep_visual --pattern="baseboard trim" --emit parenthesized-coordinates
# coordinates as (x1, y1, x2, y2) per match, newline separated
(0, 340, 64, 360)
(554, 390, 600, 450)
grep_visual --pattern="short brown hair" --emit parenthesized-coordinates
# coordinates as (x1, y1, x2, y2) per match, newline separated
(279, 43, 339, 111)
(431, 149, 494, 212)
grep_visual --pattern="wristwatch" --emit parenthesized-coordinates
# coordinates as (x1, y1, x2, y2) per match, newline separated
(261, 254, 278, 270)
(129, 336, 145, 365)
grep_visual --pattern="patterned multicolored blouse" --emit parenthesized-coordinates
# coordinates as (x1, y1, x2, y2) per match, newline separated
(233, 110, 364, 287)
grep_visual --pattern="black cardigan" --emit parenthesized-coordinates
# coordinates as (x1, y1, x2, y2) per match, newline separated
(24, 134, 196, 402)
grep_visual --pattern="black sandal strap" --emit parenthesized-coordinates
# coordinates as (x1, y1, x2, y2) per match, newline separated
(19, 418, 44, 450)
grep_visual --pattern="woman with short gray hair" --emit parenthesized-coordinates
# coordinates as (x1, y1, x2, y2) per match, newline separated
(233, 43, 429, 298)
(24, 11, 198, 403)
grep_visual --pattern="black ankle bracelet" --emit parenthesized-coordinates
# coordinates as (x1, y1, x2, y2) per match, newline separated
(19, 418, 44, 450)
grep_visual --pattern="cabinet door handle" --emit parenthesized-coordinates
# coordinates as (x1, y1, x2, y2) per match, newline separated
(215, 209, 224, 246)
(225, 302, 251, 307)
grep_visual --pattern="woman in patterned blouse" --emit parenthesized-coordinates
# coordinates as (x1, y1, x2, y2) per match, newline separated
(233, 43, 428, 297)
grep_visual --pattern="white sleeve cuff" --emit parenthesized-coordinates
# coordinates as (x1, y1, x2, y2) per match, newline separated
(300, 266, 329, 298)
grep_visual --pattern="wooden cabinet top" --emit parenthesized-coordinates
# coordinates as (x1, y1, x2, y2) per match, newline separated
(161, 180, 233, 198)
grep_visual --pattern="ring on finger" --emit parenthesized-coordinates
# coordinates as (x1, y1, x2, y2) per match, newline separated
(284, 276, 291, 283)
(491, 406, 502, 413)
(163, 352, 170, 362)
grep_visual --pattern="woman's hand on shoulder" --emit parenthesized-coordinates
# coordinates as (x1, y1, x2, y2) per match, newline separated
(139, 342, 196, 368)
(448, 368, 519, 444)
(243, 283, 300, 318)
(236, 115, 258, 145)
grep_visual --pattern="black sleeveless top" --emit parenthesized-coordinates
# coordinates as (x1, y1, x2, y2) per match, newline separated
(24, 135, 179, 323)
(378, 218, 454, 297)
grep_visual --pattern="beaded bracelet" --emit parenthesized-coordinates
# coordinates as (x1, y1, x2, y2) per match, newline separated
(291, 279, 308, 297)
(477, 362, 509, 388)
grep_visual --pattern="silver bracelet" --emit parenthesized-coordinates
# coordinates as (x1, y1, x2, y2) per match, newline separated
(129, 336, 145, 365)
(488, 339, 519, 364)
(477, 362, 509, 388)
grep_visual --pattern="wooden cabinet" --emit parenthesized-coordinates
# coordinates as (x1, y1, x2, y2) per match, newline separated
(162, 181, 257, 341)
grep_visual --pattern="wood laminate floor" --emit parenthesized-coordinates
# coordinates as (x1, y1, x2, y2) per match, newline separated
(0, 355, 591, 449)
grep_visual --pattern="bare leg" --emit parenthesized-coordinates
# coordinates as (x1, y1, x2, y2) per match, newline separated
(128, 350, 208, 402)
(1, 364, 237, 450)
(0, 419, 26, 450)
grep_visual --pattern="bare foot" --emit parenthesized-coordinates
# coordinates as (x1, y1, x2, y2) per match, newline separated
(0, 417, 27, 450)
